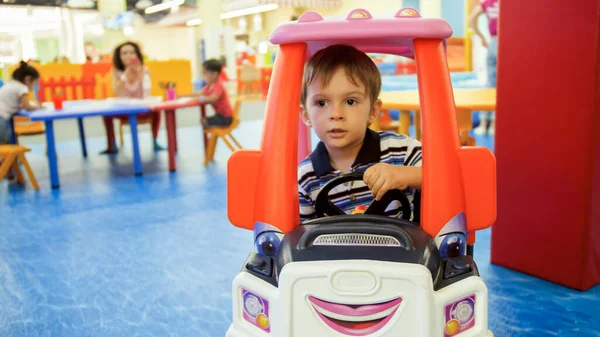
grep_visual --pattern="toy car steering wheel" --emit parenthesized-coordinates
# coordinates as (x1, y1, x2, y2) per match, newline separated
(314, 172, 412, 220)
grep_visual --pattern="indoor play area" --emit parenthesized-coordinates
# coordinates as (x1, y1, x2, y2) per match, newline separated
(0, 0, 599, 337)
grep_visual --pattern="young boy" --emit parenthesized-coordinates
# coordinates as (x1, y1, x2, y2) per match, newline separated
(184, 59, 233, 128)
(298, 45, 423, 222)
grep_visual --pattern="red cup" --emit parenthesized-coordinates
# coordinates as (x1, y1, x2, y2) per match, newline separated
(52, 95, 64, 110)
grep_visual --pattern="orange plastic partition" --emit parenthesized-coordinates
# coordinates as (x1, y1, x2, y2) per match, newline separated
(414, 39, 496, 236)
(414, 39, 467, 238)
(458, 147, 497, 231)
(146, 60, 193, 96)
(227, 43, 307, 232)
(81, 62, 112, 78)
(37, 76, 96, 102)
(227, 150, 262, 229)
(10, 63, 82, 80)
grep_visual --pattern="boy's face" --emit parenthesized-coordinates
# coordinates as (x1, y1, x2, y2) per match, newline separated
(202, 68, 219, 84)
(301, 67, 381, 154)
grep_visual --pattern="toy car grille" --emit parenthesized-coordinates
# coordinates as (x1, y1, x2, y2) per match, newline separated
(312, 234, 402, 247)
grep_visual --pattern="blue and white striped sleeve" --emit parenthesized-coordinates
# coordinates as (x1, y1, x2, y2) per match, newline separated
(404, 137, 422, 167)
(299, 184, 316, 222)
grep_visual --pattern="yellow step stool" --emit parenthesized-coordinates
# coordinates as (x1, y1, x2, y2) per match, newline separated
(0, 145, 39, 190)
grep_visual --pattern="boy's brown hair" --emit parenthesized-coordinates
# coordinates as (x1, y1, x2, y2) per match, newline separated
(301, 44, 381, 107)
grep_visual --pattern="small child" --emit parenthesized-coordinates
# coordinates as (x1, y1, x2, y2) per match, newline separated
(184, 59, 233, 129)
(470, 0, 498, 136)
(0, 61, 40, 145)
(298, 45, 423, 222)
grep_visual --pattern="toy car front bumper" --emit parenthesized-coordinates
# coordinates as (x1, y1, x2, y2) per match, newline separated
(226, 325, 495, 337)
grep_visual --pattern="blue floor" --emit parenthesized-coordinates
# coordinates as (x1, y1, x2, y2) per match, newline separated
(1, 121, 598, 337)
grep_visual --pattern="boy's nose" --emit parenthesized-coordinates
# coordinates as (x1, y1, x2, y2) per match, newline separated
(329, 106, 345, 120)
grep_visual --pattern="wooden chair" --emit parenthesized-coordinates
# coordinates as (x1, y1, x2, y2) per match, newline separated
(13, 116, 45, 143)
(203, 100, 243, 165)
(13, 90, 46, 145)
(0, 145, 39, 190)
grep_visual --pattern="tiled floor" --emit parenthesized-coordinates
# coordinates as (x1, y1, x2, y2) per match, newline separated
(1, 119, 598, 337)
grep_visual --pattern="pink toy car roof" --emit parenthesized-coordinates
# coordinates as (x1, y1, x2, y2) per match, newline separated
(269, 8, 453, 59)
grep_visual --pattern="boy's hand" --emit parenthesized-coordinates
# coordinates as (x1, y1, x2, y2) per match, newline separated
(363, 163, 421, 201)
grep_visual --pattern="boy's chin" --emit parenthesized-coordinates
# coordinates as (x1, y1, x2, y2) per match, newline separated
(323, 138, 354, 151)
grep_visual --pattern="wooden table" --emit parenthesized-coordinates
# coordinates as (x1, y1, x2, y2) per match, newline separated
(378, 88, 496, 145)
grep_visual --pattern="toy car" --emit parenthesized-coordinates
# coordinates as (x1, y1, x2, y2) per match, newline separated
(226, 7, 497, 337)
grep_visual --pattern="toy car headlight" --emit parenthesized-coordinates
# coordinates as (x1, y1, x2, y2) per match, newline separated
(253, 222, 284, 257)
(435, 232, 466, 259)
(255, 232, 282, 256)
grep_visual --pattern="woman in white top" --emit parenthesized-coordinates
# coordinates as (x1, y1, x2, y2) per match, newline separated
(100, 41, 163, 154)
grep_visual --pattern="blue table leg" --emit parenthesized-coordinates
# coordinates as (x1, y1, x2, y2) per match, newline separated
(128, 113, 143, 176)
(45, 120, 60, 188)
(77, 118, 87, 158)
(9, 116, 17, 145)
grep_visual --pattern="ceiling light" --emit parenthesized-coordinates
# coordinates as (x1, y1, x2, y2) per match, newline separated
(186, 18, 201, 26)
(0, 23, 60, 32)
(220, 4, 278, 20)
(144, 0, 184, 14)
(67, 0, 95, 8)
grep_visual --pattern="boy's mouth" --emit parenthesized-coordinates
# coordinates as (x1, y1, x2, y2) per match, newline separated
(328, 129, 347, 138)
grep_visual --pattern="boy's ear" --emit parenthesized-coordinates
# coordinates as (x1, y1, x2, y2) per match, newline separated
(368, 99, 382, 125)
(300, 105, 312, 127)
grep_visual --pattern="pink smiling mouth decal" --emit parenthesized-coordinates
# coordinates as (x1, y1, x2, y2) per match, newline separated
(308, 296, 402, 336)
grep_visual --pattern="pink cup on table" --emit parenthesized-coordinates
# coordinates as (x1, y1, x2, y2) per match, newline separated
(166, 88, 176, 100)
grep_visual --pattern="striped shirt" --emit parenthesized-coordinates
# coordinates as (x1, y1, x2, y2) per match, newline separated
(298, 129, 422, 222)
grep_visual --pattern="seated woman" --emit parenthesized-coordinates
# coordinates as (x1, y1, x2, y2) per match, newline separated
(101, 41, 164, 154)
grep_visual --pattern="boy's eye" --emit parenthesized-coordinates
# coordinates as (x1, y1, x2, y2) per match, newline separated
(315, 100, 327, 107)
(346, 99, 357, 106)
